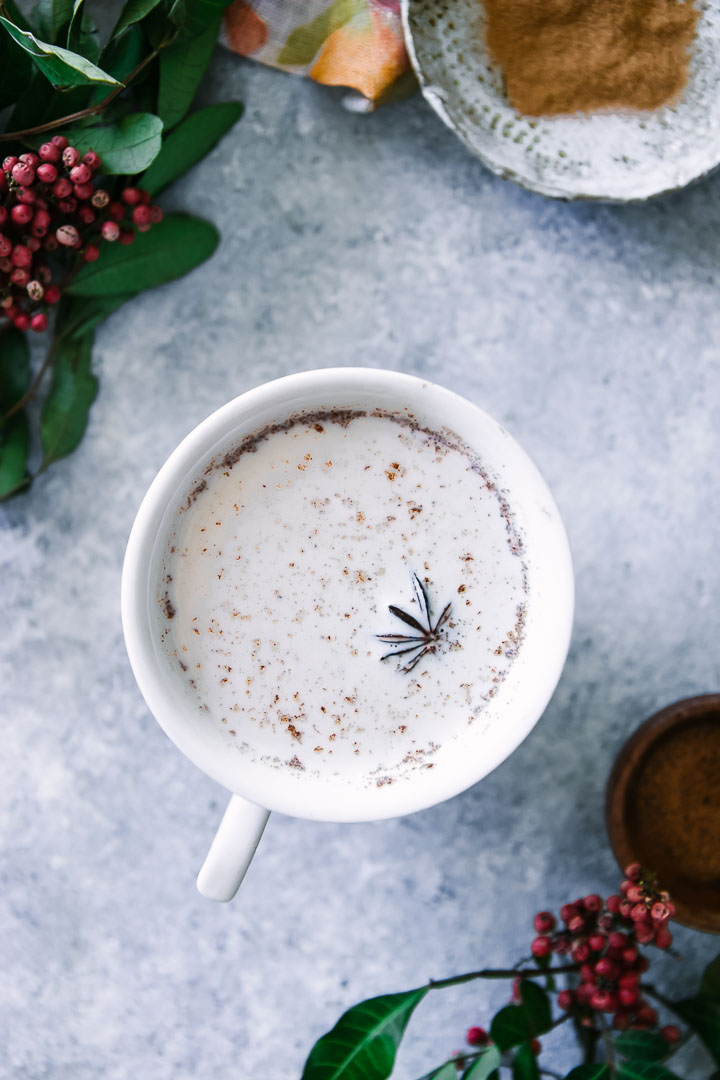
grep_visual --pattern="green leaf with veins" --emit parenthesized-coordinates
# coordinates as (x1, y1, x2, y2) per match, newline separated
(112, 0, 164, 37)
(0, 17, 120, 87)
(615, 1032, 669, 1062)
(300, 987, 429, 1080)
(616, 1061, 685, 1080)
(33, 0, 74, 41)
(464, 1045, 502, 1079)
(46, 113, 163, 174)
(141, 102, 243, 196)
(672, 995, 720, 1067)
(67, 214, 219, 296)
(511, 1043, 539, 1080)
(0, 22, 34, 108)
(67, 0, 99, 64)
(157, 17, 219, 129)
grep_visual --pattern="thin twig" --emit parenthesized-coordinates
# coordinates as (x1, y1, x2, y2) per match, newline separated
(0, 50, 159, 142)
(428, 964, 580, 989)
(2, 338, 55, 422)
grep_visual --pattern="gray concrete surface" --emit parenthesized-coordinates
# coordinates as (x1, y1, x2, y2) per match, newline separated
(1, 48, 719, 1080)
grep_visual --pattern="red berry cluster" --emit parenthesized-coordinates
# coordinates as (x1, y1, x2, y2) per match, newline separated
(0, 137, 163, 332)
(531, 864, 677, 1035)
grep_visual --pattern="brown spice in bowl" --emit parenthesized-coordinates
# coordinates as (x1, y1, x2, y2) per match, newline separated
(627, 718, 720, 910)
(483, 0, 700, 117)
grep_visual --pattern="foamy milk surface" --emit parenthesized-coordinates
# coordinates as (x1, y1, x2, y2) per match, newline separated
(159, 411, 528, 787)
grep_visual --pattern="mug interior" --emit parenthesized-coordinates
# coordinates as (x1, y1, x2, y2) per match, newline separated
(121, 368, 573, 821)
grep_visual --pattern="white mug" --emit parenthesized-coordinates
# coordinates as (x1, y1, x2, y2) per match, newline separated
(121, 368, 573, 901)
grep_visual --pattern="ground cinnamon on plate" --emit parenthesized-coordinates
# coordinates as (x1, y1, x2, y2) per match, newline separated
(483, 0, 700, 117)
(628, 719, 720, 908)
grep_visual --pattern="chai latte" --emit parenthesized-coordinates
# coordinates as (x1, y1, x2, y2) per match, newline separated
(158, 409, 529, 787)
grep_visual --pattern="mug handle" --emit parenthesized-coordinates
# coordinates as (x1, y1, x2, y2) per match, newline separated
(196, 795, 270, 902)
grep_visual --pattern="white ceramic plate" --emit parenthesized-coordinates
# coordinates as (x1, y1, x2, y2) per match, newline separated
(402, 0, 720, 201)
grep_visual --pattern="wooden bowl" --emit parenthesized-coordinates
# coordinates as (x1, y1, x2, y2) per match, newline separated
(606, 694, 720, 934)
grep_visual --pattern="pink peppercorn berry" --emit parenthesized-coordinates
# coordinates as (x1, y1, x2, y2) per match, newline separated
(53, 178, 73, 199)
(83, 151, 101, 170)
(44, 285, 61, 305)
(11, 204, 33, 226)
(121, 186, 141, 205)
(132, 204, 151, 226)
(36, 163, 58, 184)
(661, 1025, 681, 1044)
(13, 312, 30, 331)
(625, 863, 642, 881)
(12, 162, 35, 186)
(62, 146, 80, 168)
(557, 990, 574, 1011)
(69, 163, 91, 184)
(531, 936, 552, 958)
(39, 142, 61, 163)
(465, 1027, 489, 1047)
(84, 244, 100, 262)
(118, 229, 135, 246)
(533, 911, 556, 934)
(11, 245, 32, 267)
(102, 221, 120, 242)
(51, 135, 68, 149)
(30, 312, 48, 333)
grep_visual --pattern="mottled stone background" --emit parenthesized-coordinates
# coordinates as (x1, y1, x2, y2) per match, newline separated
(1, 49, 719, 1080)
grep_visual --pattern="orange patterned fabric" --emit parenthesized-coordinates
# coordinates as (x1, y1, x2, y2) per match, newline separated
(222, 0, 412, 108)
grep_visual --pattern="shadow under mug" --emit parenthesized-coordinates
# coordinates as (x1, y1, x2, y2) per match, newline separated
(121, 368, 574, 901)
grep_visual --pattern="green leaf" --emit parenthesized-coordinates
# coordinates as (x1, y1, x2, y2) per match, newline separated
(300, 987, 428, 1080)
(519, 981, 552, 1033)
(0, 328, 31, 499)
(673, 995, 720, 1067)
(490, 1006, 533, 1052)
(512, 1044, 539, 1080)
(277, 0, 365, 66)
(112, 0, 163, 37)
(41, 331, 98, 468)
(157, 17, 218, 129)
(415, 1065, 457, 1080)
(702, 957, 720, 1000)
(49, 113, 163, 174)
(141, 101, 243, 197)
(8, 72, 90, 137)
(67, 0, 99, 64)
(168, 0, 235, 36)
(465, 1046, 502, 1079)
(616, 1032, 669, 1063)
(0, 18, 121, 87)
(67, 213, 219, 296)
(0, 21, 34, 108)
(33, 0, 74, 40)
(90, 22, 145, 104)
(616, 1062, 685, 1080)
(564, 1068, 610, 1080)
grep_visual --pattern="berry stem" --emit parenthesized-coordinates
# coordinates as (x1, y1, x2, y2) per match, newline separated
(0, 50, 162, 143)
(428, 964, 579, 989)
(2, 336, 56, 423)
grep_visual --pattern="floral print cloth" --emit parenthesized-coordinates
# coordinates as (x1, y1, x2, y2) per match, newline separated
(222, 0, 415, 109)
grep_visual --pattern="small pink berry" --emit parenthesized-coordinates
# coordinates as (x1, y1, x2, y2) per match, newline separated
(11, 204, 32, 226)
(84, 244, 100, 262)
(654, 926, 673, 949)
(533, 911, 556, 934)
(568, 915, 585, 933)
(78, 206, 95, 225)
(465, 1027, 488, 1047)
(11, 244, 32, 267)
(56, 224, 79, 247)
(35, 197, 48, 210)
(0, 234, 11, 257)
(17, 187, 37, 205)
(149, 205, 163, 224)
(0, 257, 11, 273)
(83, 150, 101, 170)
(44, 285, 60, 304)
(4, 304, 19, 319)
(635, 922, 656, 945)
(39, 142, 61, 163)
(622, 947, 638, 966)
(0, 295, 12, 309)
(618, 986, 638, 1007)
(121, 186, 141, 205)
(32, 210, 51, 237)
(591, 989, 618, 1013)
(91, 189, 110, 209)
(51, 135, 69, 150)
(73, 182, 94, 201)
(26, 237, 41, 253)
(624, 863, 642, 882)
(36, 265, 52, 284)
(620, 880, 633, 895)
(44, 235, 59, 252)
(138, 188, 151, 204)
(571, 941, 591, 963)
(627, 886, 644, 904)
(631, 903, 648, 922)
(12, 161, 35, 186)
(36, 163, 58, 183)
(619, 900, 634, 919)
(19, 152, 39, 166)
(595, 958, 619, 980)
(69, 163, 91, 184)
(661, 1025, 681, 1044)
(58, 198, 77, 214)
(579, 963, 595, 984)
(53, 178, 73, 198)
(636, 1005, 658, 1027)
(13, 312, 30, 331)
(136, 223, 151, 233)
(109, 201, 125, 222)
(576, 981, 596, 1005)
(30, 312, 48, 333)
(118, 229, 135, 246)
(584, 894, 603, 912)
(2, 154, 18, 171)
(606, 895, 622, 914)
(531, 935, 552, 958)
(132, 204, 151, 226)
(589, 934, 606, 952)
(557, 990, 574, 1011)
(101, 221, 120, 242)
(62, 146, 80, 168)
(651, 902, 671, 923)
(530, 1039, 541, 1056)
(10, 267, 30, 286)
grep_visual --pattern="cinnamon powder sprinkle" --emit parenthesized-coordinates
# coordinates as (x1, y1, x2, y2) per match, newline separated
(484, 0, 700, 117)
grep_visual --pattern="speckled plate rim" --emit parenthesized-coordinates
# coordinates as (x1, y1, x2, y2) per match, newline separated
(401, 0, 720, 203)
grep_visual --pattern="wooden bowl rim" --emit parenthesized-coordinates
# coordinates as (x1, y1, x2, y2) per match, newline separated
(605, 693, 720, 935)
